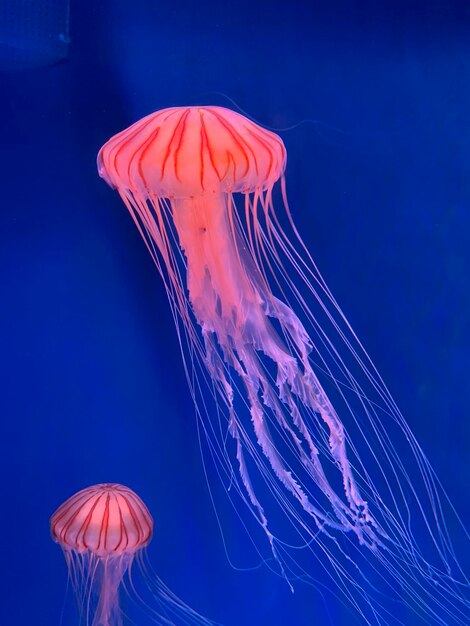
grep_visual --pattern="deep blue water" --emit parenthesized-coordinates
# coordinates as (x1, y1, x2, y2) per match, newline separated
(1, 1, 469, 625)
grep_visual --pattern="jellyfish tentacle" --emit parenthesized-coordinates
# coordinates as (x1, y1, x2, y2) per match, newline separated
(94, 555, 129, 626)
(228, 399, 293, 590)
(170, 193, 377, 547)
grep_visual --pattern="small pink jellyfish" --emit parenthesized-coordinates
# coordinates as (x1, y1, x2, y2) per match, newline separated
(51, 483, 213, 626)
(97, 107, 469, 625)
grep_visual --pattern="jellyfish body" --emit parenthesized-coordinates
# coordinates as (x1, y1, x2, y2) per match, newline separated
(51, 483, 152, 626)
(51, 483, 213, 626)
(97, 107, 469, 625)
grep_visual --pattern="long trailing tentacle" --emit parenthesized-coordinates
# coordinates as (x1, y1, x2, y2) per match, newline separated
(119, 185, 469, 626)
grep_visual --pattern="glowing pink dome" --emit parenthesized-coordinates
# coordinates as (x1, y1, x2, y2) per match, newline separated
(50, 483, 153, 557)
(97, 105, 286, 197)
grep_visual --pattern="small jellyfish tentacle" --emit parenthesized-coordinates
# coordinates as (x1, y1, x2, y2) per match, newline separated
(93, 554, 131, 626)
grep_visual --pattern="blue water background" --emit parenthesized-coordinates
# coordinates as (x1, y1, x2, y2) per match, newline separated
(1, 1, 469, 625)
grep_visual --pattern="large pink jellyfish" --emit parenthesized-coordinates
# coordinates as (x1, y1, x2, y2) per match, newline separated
(51, 483, 213, 626)
(97, 106, 469, 625)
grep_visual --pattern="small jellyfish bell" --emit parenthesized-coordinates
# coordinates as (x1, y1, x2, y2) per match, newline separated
(51, 483, 214, 626)
(97, 106, 469, 625)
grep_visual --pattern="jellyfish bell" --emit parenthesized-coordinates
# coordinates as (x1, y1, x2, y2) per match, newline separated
(97, 106, 285, 196)
(51, 483, 214, 626)
(51, 482, 153, 557)
(97, 106, 469, 625)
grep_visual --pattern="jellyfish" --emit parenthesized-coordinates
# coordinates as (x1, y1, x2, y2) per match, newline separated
(97, 106, 469, 625)
(51, 483, 214, 626)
